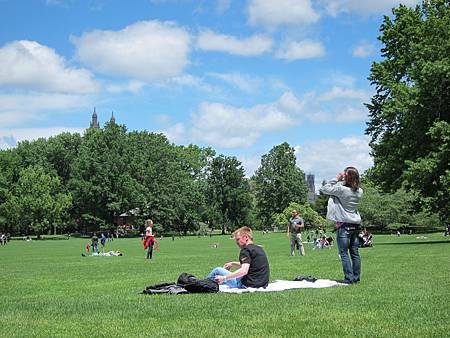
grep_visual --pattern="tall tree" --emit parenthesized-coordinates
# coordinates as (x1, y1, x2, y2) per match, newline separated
(4, 166, 72, 236)
(365, 0, 450, 220)
(404, 121, 449, 222)
(69, 121, 145, 229)
(45, 132, 82, 185)
(206, 155, 252, 234)
(252, 142, 308, 226)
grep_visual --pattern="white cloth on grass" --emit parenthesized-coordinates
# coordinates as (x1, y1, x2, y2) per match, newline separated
(219, 279, 346, 293)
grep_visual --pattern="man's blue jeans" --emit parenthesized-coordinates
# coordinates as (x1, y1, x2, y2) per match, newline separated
(207, 267, 244, 288)
(336, 225, 361, 283)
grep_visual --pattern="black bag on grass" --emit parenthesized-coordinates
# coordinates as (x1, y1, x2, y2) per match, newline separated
(293, 275, 317, 283)
(177, 273, 198, 285)
(177, 272, 219, 293)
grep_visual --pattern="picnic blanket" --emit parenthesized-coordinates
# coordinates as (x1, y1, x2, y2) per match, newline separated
(219, 279, 346, 293)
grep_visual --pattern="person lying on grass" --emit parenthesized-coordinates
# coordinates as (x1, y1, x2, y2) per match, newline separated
(82, 250, 123, 257)
(207, 226, 270, 289)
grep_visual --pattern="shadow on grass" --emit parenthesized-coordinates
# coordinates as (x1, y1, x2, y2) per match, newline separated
(375, 240, 450, 246)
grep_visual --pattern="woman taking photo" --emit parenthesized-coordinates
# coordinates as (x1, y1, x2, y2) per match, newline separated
(320, 167, 363, 284)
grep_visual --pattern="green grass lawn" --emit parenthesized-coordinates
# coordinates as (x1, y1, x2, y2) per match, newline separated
(1, 232, 449, 337)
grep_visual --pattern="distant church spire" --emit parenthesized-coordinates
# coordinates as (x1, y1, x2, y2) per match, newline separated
(90, 107, 100, 129)
(110, 111, 116, 124)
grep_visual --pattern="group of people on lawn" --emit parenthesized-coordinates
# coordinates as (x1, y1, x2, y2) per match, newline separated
(84, 166, 363, 288)
(209, 166, 364, 288)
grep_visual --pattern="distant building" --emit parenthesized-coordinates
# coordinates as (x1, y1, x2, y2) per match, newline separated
(306, 173, 317, 204)
(89, 109, 117, 129)
(89, 107, 100, 129)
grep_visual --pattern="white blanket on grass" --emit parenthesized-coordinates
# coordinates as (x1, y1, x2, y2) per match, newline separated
(219, 279, 346, 293)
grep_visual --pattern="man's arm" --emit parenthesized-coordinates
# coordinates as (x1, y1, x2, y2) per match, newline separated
(223, 261, 240, 270)
(215, 263, 250, 284)
(299, 218, 305, 229)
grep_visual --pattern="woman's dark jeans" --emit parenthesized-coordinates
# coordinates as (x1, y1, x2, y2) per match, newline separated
(146, 243, 153, 259)
(336, 225, 361, 283)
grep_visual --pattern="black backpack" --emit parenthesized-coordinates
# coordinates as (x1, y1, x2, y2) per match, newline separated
(177, 273, 219, 293)
(293, 275, 317, 283)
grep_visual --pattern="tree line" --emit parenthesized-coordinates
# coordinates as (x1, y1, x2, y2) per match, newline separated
(0, 122, 311, 236)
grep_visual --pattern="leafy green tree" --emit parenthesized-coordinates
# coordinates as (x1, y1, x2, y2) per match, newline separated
(206, 155, 252, 234)
(69, 122, 147, 230)
(365, 0, 450, 221)
(312, 180, 329, 218)
(404, 121, 450, 222)
(4, 166, 72, 236)
(252, 143, 308, 226)
(358, 183, 440, 230)
(164, 145, 213, 235)
(45, 132, 82, 185)
(0, 172, 9, 232)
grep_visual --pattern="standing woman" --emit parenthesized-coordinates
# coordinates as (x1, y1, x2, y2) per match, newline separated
(145, 219, 153, 236)
(320, 167, 363, 284)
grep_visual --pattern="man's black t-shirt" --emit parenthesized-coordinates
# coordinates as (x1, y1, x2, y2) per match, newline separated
(239, 244, 270, 288)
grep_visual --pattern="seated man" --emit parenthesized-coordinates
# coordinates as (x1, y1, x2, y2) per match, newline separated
(207, 226, 270, 289)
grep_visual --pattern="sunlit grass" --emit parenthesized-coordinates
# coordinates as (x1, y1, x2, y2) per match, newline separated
(1, 232, 449, 337)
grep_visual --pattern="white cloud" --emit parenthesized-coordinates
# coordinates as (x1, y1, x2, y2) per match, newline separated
(299, 86, 370, 123)
(162, 123, 186, 143)
(72, 20, 191, 81)
(106, 80, 146, 93)
(352, 41, 376, 57)
(154, 114, 171, 125)
(46, 0, 70, 6)
(277, 91, 305, 113)
(328, 72, 356, 87)
(322, 0, 420, 16)
(208, 72, 262, 93)
(275, 40, 325, 60)
(335, 106, 368, 123)
(191, 100, 294, 148)
(295, 135, 373, 190)
(197, 30, 272, 56)
(237, 154, 262, 177)
(0, 127, 84, 150)
(248, 0, 320, 29)
(0, 93, 92, 127)
(168, 74, 214, 92)
(319, 86, 370, 101)
(0, 40, 99, 94)
(188, 86, 370, 149)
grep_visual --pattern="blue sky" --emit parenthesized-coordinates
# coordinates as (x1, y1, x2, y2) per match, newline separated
(0, 0, 420, 188)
